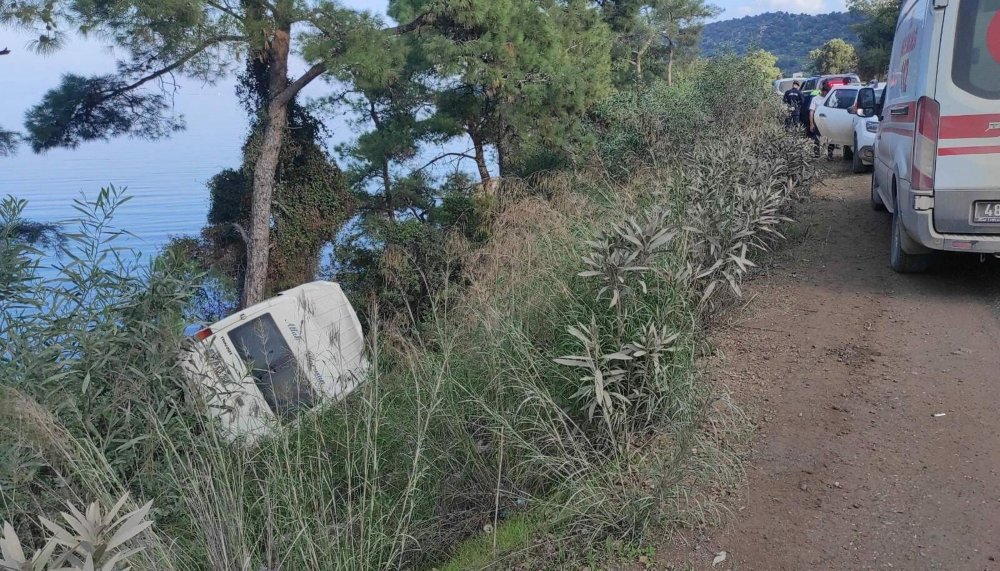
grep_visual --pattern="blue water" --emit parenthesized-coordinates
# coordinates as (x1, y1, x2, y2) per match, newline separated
(4, 127, 244, 257)
(1, 32, 248, 259)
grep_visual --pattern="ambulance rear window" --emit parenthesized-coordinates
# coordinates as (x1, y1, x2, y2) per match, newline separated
(952, 0, 1000, 99)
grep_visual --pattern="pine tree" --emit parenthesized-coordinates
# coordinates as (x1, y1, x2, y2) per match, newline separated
(387, 0, 614, 183)
(194, 58, 355, 297)
(595, 0, 720, 85)
(4, 0, 434, 307)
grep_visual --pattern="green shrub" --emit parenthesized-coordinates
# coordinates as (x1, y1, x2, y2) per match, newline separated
(591, 53, 787, 179)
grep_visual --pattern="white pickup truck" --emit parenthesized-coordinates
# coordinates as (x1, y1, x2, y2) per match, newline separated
(814, 84, 885, 173)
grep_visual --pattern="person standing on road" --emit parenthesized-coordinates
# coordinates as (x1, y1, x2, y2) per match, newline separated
(798, 82, 819, 134)
(783, 81, 803, 127)
(809, 80, 835, 159)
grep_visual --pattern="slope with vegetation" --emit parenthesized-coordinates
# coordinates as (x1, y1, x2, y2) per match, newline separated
(1, 53, 813, 569)
(2, 0, 819, 568)
(701, 11, 863, 74)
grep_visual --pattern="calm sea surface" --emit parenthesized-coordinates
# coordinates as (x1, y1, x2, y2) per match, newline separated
(4, 133, 243, 259)
(1, 34, 351, 263)
(2, 75, 248, 260)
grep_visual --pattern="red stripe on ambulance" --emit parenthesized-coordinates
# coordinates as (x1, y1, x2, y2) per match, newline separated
(939, 113, 1000, 139)
(938, 145, 1000, 156)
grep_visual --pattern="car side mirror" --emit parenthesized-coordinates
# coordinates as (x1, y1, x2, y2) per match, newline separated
(856, 87, 877, 118)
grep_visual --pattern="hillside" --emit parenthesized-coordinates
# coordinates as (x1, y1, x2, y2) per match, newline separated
(701, 11, 863, 75)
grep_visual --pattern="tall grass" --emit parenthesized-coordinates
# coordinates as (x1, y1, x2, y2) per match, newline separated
(0, 54, 814, 569)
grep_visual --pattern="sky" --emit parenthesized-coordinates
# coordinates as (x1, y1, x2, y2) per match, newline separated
(724, 0, 847, 18)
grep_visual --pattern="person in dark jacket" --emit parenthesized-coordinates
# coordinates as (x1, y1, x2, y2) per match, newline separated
(808, 80, 835, 158)
(798, 79, 820, 130)
(783, 81, 802, 127)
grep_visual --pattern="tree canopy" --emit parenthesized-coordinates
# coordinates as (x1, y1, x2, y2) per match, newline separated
(367, 0, 616, 181)
(809, 38, 859, 74)
(745, 49, 782, 81)
(598, 0, 720, 84)
(0, 129, 16, 157)
(847, 0, 899, 79)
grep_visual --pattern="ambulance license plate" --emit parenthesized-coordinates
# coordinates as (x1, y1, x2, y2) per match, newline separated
(973, 202, 1000, 224)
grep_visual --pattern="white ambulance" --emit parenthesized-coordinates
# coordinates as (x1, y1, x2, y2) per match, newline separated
(858, 0, 1000, 272)
(180, 281, 367, 440)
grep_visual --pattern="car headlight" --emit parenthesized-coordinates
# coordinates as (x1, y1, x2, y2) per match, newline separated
(865, 121, 879, 133)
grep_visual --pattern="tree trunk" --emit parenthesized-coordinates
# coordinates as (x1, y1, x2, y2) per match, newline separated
(496, 115, 517, 178)
(367, 99, 395, 219)
(635, 34, 655, 79)
(241, 24, 291, 308)
(496, 140, 507, 178)
(667, 45, 674, 86)
(381, 156, 395, 220)
(472, 135, 491, 184)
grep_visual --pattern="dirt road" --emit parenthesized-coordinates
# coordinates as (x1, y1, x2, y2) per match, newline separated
(679, 161, 1000, 570)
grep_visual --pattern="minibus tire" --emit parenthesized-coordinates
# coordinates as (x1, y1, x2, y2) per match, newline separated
(870, 174, 886, 211)
(852, 137, 866, 174)
(890, 198, 931, 273)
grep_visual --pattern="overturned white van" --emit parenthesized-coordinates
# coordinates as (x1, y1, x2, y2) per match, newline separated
(180, 281, 367, 440)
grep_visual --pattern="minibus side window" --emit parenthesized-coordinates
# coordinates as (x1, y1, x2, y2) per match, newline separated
(952, 0, 1000, 99)
(228, 314, 315, 418)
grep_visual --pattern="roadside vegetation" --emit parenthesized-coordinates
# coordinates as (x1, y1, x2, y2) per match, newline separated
(1, 50, 814, 569)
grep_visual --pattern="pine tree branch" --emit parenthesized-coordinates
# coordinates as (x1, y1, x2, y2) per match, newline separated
(271, 63, 326, 109)
(270, 9, 438, 111)
(413, 151, 478, 174)
(385, 10, 436, 35)
(106, 35, 245, 100)
(205, 0, 245, 22)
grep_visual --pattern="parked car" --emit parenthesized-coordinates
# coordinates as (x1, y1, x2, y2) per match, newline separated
(856, 0, 1000, 272)
(773, 77, 799, 96)
(180, 281, 368, 441)
(814, 85, 863, 160)
(851, 86, 885, 173)
(800, 74, 862, 93)
(800, 75, 863, 128)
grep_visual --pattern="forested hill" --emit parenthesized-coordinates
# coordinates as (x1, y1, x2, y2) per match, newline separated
(701, 11, 863, 74)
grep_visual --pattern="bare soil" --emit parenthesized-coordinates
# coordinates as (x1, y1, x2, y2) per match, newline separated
(669, 160, 1000, 570)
